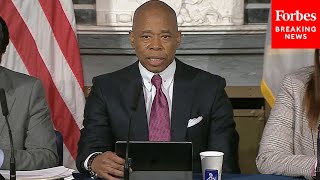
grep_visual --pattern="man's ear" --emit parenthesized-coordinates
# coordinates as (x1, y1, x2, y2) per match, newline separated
(176, 31, 182, 47)
(129, 31, 135, 48)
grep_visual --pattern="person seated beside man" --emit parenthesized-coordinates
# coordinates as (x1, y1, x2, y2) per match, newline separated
(0, 16, 58, 170)
(256, 49, 320, 180)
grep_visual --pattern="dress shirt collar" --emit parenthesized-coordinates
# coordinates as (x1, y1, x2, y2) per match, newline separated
(139, 60, 176, 92)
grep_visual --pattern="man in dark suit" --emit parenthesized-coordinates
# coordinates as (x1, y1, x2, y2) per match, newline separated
(76, 0, 240, 179)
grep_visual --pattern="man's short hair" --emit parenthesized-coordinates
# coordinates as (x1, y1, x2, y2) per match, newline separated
(0, 16, 9, 54)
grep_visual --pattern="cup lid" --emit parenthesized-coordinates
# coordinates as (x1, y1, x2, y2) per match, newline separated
(200, 151, 224, 157)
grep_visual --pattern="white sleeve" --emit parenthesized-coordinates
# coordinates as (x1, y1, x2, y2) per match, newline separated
(83, 152, 102, 170)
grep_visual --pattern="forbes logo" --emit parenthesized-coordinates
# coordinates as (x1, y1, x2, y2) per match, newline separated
(275, 10, 317, 21)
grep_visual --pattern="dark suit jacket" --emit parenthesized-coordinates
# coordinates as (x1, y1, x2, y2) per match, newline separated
(0, 66, 58, 170)
(77, 59, 240, 174)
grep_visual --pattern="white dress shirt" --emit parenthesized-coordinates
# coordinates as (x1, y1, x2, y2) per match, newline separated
(138, 60, 176, 123)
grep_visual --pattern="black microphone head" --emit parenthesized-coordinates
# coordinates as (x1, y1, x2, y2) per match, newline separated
(0, 88, 9, 116)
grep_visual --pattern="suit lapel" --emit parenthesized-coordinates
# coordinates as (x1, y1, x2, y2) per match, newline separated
(122, 60, 195, 141)
(122, 62, 149, 141)
(171, 60, 194, 141)
(0, 67, 16, 135)
(132, 92, 149, 141)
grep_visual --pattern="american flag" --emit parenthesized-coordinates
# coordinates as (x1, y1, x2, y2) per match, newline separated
(0, 0, 85, 169)
(261, 12, 314, 107)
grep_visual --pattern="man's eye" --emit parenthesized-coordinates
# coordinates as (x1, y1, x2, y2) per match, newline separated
(162, 35, 170, 39)
(142, 35, 150, 39)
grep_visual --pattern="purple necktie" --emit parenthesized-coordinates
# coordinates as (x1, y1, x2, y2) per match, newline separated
(148, 74, 171, 141)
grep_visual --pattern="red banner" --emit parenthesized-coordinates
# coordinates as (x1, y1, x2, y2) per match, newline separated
(271, 0, 320, 48)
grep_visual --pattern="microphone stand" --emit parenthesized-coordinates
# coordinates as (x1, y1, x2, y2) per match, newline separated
(124, 117, 132, 180)
(124, 86, 142, 180)
(0, 89, 16, 180)
(4, 115, 16, 180)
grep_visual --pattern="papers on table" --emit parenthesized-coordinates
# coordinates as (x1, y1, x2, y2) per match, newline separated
(0, 166, 74, 180)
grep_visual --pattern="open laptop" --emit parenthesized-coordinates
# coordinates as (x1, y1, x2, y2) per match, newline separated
(115, 141, 193, 180)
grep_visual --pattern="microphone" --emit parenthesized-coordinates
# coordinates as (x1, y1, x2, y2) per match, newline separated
(0, 88, 16, 180)
(124, 85, 142, 180)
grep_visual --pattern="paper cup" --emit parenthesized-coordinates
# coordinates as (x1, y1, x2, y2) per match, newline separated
(200, 151, 224, 180)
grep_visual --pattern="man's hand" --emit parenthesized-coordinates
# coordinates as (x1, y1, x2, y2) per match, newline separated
(91, 151, 125, 180)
